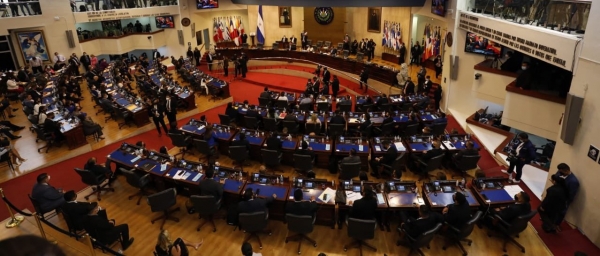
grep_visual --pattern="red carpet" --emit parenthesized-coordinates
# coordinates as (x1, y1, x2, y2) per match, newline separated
(446, 115, 600, 255)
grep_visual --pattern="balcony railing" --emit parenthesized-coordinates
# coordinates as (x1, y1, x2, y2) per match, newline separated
(0, 1, 42, 17)
(70, 0, 177, 12)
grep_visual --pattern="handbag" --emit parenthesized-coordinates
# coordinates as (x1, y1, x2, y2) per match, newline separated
(506, 154, 519, 163)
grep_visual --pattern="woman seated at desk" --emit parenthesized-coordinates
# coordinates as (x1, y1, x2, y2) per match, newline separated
(0, 136, 26, 166)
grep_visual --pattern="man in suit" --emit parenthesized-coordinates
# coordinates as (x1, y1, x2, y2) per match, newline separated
(84, 157, 113, 179)
(283, 109, 298, 122)
(330, 110, 347, 126)
(369, 140, 397, 178)
(198, 168, 224, 204)
(266, 132, 283, 153)
(359, 68, 369, 93)
(417, 140, 444, 164)
(399, 42, 406, 64)
(237, 188, 276, 214)
(241, 33, 248, 44)
(68, 53, 81, 76)
(281, 35, 288, 43)
(413, 91, 430, 110)
(295, 141, 315, 161)
(164, 93, 178, 131)
(452, 141, 479, 167)
(259, 87, 271, 99)
(193, 48, 201, 66)
(539, 174, 568, 232)
(442, 192, 471, 229)
(515, 62, 533, 90)
(83, 204, 134, 250)
(376, 93, 389, 111)
(62, 190, 106, 231)
(301, 31, 308, 49)
(491, 191, 531, 224)
(554, 163, 579, 228)
(339, 148, 361, 171)
(31, 173, 65, 214)
(246, 105, 263, 123)
(331, 75, 340, 98)
(400, 205, 443, 239)
(222, 56, 229, 77)
(403, 77, 415, 95)
(232, 132, 251, 152)
(153, 49, 161, 61)
(289, 35, 297, 50)
(322, 67, 331, 86)
(423, 76, 433, 93)
(149, 99, 169, 137)
(206, 52, 214, 71)
(349, 186, 378, 220)
(286, 189, 318, 217)
(80, 52, 91, 72)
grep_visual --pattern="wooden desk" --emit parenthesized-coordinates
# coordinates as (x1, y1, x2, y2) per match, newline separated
(421, 181, 480, 211)
(288, 179, 336, 228)
(300, 135, 333, 169)
(382, 52, 400, 64)
(470, 178, 516, 208)
(61, 122, 87, 150)
(334, 137, 370, 170)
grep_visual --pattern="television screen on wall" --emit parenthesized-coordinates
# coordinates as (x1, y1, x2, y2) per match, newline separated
(431, 0, 447, 17)
(155, 16, 175, 29)
(197, 0, 219, 9)
(464, 32, 502, 57)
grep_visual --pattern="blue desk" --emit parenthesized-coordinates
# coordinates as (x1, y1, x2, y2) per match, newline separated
(357, 98, 367, 104)
(336, 144, 369, 153)
(426, 191, 478, 207)
(282, 141, 297, 149)
(165, 167, 204, 184)
(180, 125, 205, 135)
(394, 116, 409, 122)
(307, 142, 329, 151)
(136, 158, 168, 176)
(215, 131, 233, 140)
(108, 150, 139, 167)
(409, 142, 433, 152)
(223, 179, 245, 193)
(421, 114, 436, 121)
(244, 183, 289, 199)
(481, 189, 514, 203)
(444, 140, 480, 150)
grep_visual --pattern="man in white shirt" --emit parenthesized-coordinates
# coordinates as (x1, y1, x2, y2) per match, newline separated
(29, 57, 43, 74)
(52, 52, 66, 64)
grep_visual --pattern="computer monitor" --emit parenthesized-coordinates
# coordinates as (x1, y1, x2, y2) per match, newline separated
(396, 185, 406, 192)
(297, 178, 303, 188)
(343, 180, 351, 189)
(486, 182, 495, 188)
(218, 171, 226, 178)
(259, 177, 268, 184)
(214, 166, 219, 171)
(434, 181, 440, 187)
(388, 181, 395, 190)
(305, 182, 314, 189)
(253, 173, 260, 181)
(352, 185, 361, 192)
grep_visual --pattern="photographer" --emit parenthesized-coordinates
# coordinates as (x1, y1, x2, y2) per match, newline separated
(502, 133, 536, 183)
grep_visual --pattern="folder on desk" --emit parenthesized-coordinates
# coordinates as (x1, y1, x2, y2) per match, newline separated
(139, 163, 156, 172)
(319, 188, 336, 203)
(125, 104, 137, 111)
(394, 142, 406, 151)
(376, 193, 385, 204)
(443, 141, 455, 149)
(345, 191, 363, 204)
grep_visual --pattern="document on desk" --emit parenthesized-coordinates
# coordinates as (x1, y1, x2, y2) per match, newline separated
(442, 141, 455, 149)
(394, 142, 406, 151)
(197, 125, 205, 131)
(130, 156, 141, 163)
(173, 171, 186, 180)
(319, 188, 336, 203)
(160, 164, 168, 172)
(376, 193, 385, 204)
(345, 191, 363, 204)
(503, 185, 522, 197)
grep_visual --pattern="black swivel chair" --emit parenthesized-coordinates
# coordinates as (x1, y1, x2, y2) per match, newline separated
(381, 153, 406, 179)
(431, 122, 447, 136)
(415, 154, 445, 181)
(74, 168, 114, 201)
(375, 122, 395, 137)
(337, 103, 351, 112)
(298, 103, 313, 111)
(244, 116, 259, 130)
(276, 100, 288, 109)
(317, 102, 330, 112)
(379, 103, 392, 112)
(262, 118, 279, 132)
(344, 218, 377, 254)
(190, 195, 220, 232)
(443, 211, 483, 256)
(120, 168, 150, 205)
(239, 211, 271, 249)
(218, 114, 231, 126)
(229, 146, 249, 170)
(283, 120, 299, 134)
(258, 97, 270, 107)
(453, 155, 481, 179)
(34, 126, 54, 153)
(489, 210, 538, 253)
(285, 214, 317, 254)
(147, 188, 180, 229)
(305, 123, 321, 135)
(403, 123, 420, 138)
(61, 209, 85, 239)
(397, 223, 442, 256)
(358, 104, 372, 113)
(261, 149, 282, 173)
(169, 133, 192, 160)
(293, 154, 313, 175)
(193, 139, 215, 163)
(328, 123, 345, 139)
(339, 162, 361, 180)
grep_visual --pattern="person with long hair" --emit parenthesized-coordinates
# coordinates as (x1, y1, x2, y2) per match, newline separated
(155, 229, 202, 256)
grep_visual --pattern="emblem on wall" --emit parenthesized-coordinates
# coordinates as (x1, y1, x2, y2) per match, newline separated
(314, 7, 334, 25)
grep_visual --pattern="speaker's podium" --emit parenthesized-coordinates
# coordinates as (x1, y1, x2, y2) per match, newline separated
(277, 41, 289, 50)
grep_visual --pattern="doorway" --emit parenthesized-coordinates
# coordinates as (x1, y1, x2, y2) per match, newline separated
(203, 28, 210, 52)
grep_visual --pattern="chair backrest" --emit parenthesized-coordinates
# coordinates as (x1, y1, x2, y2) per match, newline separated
(423, 154, 444, 172)
(244, 116, 258, 130)
(325, 41, 331, 47)
(28, 194, 45, 215)
(337, 103, 351, 112)
(358, 104, 372, 113)
(299, 103, 313, 111)
(239, 211, 268, 232)
(356, 52, 364, 62)
(347, 218, 376, 240)
(272, 43, 279, 50)
(293, 154, 313, 172)
(169, 133, 190, 147)
(261, 149, 281, 166)
(276, 100, 288, 109)
(380, 103, 391, 112)
(282, 120, 298, 134)
(193, 139, 213, 155)
(457, 211, 482, 239)
(61, 208, 81, 233)
(74, 168, 103, 186)
(339, 162, 361, 180)
(229, 146, 248, 161)
(218, 114, 231, 126)
(404, 124, 420, 137)
(317, 102, 329, 112)
(120, 168, 149, 189)
(286, 214, 314, 234)
(262, 118, 278, 132)
(337, 42, 343, 49)
(329, 124, 345, 138)
(457, 154, 481, 171)
(147, 188, 177, 212)
(190, 195, 219, 215)
(316, 41, 323, 47)
(305, 123, 321, 135)
(504, 210, 538, 235)
(258, 97, 270, 107)
(381, 122, 395, 136)
(431, 122, 447, 136)
(413, 223, 442, 248)
(257, 43, 264, 50)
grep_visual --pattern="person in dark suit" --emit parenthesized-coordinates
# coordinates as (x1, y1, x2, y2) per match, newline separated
(84, 157, 112, 179)
(338, 148, 361, 171)
(224, 102, 238, 123)
(349, 186, 378, 220)
(266, 132, 283, 153)
(149, 99, 169, 137)
(442, 192, 471, 229)
(515, 62, 533, 90)
(330, 110, 346, 126)
(539, 174, 568, 233)
(554, 163, 579, 228)
(44, 112, 65, 142)
(413, 91, 430, 110)
(359, 68, 369, 92)
(80, 52, 91, 72)
(301, 31, 308, 49)
(492, 191, 531, 224)
(400, 205, 443, 239)
(286, 189, 318, 217)
(232, 132, 251, 152)
(165, 94, 178, 131)
(83, 204, 134, 250)
(403, 77, 415, 95)
(237, 188, 276, 214)
(246, 105, 263, 123)
(369, 140, 397, 178)
(503, 133, 536, 183)
(337, 95, 352, 108)
(206, 52, 214, 71)
(31, 173, 65, 214)
(198, 168, 224, 204)
(501, 51, 521, 72)
(193, 48, 201, 66)
(241, 33, 248, 44)
(61, 190, 106, 231)
(376, 94, 389, 110)
(419, 140, 444, 163)
(295, 141, 315, 161)
(283, 109, 298, 122)
(222, 56, 229, 77)
(331, 75, 340, 98)
(423, 76, 433, 93)
(452, 140, 479, 164)
(322, 67, 331, 85)
(259, 87, 271, 99)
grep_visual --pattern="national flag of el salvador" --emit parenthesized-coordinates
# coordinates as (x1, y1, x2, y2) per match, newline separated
(257, 5, 265, 44)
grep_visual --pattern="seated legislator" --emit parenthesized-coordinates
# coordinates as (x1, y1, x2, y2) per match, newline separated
(62, 190, 107, 231)
(82, 116, 104, 139)
(442, 192, 471, 229)
(225, 102, 239, 123)
(203, 126, 219, 150)
(412, 140, 444, 170)
(237, 188, 276, 214)
(198, 168, 224, 204)
(413, 92, 430, 110)
(286, 189, 318, 218)
(299, 94, 313, 105)
(339, 148, 361, 170)
(369, 140, 397, 178)
(283, 109, 298, 122)
(266, 132, 283, 153)
(452, 141, 479, 166)
(489, 191, 531, 226)
(349, 187, 378, 220)
(330, 110, 347, 127)
(246, 105, 263, 123)
(295, 141, 315, 162)
(338, 95, 352, 107)
(232, 132, 251, 152)
(259, 87, 271, 99)
(83, 204, 135, 250)
(84, 157, 113, 179)
(31, 173, 65, 213)
(400, 205, 443, 239)
(155, 229, 202, 256)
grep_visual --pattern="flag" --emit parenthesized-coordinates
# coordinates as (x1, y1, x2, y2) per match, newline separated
(257, 5, 265, 44)
(230, 17, 240, 46)
(220, 18, 230, 41)
(396, 23, 402, 50)
(382, 21, 387, 46)
(213, 18, 220, 42)
(239, 19, 245, 37)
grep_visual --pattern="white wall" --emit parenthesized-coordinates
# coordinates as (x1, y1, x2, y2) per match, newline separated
(471, 70, 514, 105)
(502, 91, 563, 139)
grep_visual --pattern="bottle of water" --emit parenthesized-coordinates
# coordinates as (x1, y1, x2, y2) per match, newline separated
(280, 174, 284, 184)
(326, 135, 329, 141)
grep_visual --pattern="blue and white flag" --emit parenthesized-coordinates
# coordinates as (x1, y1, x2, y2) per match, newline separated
(257, 5, 265, 44)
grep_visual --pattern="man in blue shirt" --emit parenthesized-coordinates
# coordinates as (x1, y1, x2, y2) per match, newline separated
(554, 163, 579, 229)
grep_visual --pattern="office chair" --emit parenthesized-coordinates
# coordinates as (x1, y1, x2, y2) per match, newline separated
(430, 122, 447, 136)
(120, 168, 150, 205)
(337, 103, 351, 112)
(379, 103, 392, 112)
(169, 133, 192, 160)
(489, 210, 538, 253)
(262, 117, 280, 132)
(272, 43, 279, 50)
(305, 123, 321, 135)
(61, 208, 86, 239)
(218, 114, 231, 126)
(34, 126, 54, 153)
(443, 211, 483, 256)
(285, 214, 317, 254)
(0, 149, 14, 172)
(261, 149, 283, 173)
(276, 100, 288, 109)
(397, 223, 442, 256)
(258, 97, 270, 107)
(415, 154, 445, 181)
(299, 102, 313, 111)
(28, 194, 58, 220)
(114, 107, 133, 129)
(381, 153, 406, 179)
(375, 122, 395, 137)
(190, 195, 220, 232)
(403, 123, 420, 138)
(317, 102, 330, 112)
(229, 146, 249, 170)
(193, 139, 215, 163)
(293, 154, 313, 176)
(328, 123, 345, 139)
(283, 120, 299, 134)
(344, 218, 377, 254)
(147, 188, 180, 229)
(239, 211, 271, 249)
(357, 104, 372, 113)
(74, 168, 114, 201)
(452, 155, 481, 179)
(244, 116, 259, 130)
(339, 162, 361, 180)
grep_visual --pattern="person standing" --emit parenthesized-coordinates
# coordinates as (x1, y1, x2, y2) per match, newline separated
(222, 56, 229, 77)
(322, 67, 330, 86)
(411, 42, 421, 66)
(164, 94, 177, 131)
(80, 52, 91, 72)
(233, 55, 241, 78)
(417, 65, 427, 92)
(29, 57, 43, 74)
(539, 174, 568, 233)
(68, 53, 81, 76)
(301, 31, 308, 49)
(502, 133, 536, 183)
(149, 99, 169, 137)
(240, 53, 248, 78)
(367, 39, 376, 61)
(554, 163, 579, 229)
(399, 42, 406, 64)
(331, 75, 340, 99)
(359, 68, 369, 93)
(206, 52, 213, 71)
(434, 55, 443, 79)
(186, 47, 193, 62)
(193, 47, 201, 66)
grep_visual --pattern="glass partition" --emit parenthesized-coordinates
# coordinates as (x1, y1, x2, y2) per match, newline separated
(71, 0, 178, 12)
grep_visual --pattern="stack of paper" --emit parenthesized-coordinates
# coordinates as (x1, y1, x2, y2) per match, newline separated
(394, 142, 406, 151)
(503, 185, 522, 197)
(130, 156, 141, 163)
(197, 125, 205, 130)
(443, 141, 455, 149)
(173, 171, 187, 180)
(318, 187, 336, 203)
(160, 164, 168, 172)
(345, 191, 363, 204)
(376, 193, 385, 204)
